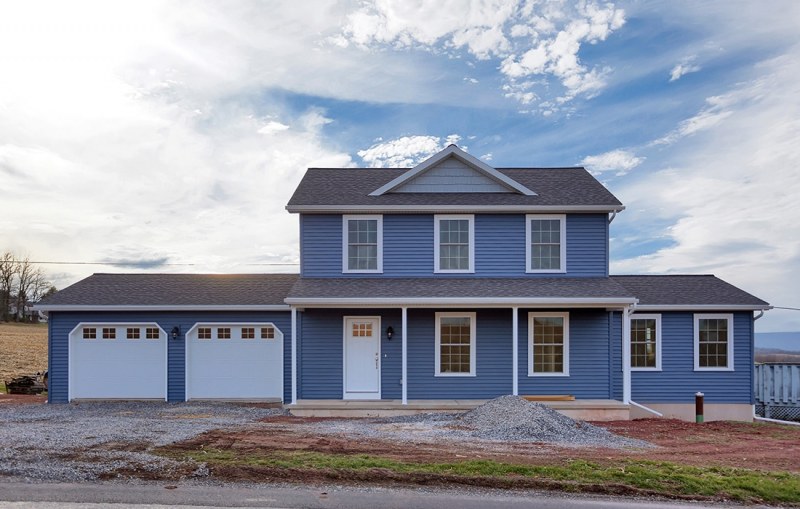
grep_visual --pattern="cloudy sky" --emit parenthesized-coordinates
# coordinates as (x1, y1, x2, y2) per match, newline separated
(1, 1, 798, 331)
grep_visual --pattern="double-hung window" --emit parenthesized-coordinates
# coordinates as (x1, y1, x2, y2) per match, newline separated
(434, 214, 474, 273)
(342, 215, 382, 273)
(435, 312, 476, 376)
(528, 312, 569, 376)
(694, 314, 734, 371)
(526, 214, 566, 273)
(629, 314, 661, 370)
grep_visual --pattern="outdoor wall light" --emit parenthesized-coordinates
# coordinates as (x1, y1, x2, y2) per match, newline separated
(171, 326, 180, 340)
(386, 326, 394, 340)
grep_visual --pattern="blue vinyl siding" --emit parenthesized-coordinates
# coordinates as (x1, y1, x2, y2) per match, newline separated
(407, 309, 513, 399)
(48, 311, 292, 403)
(300, 213, 608, 277)
(298, 309, 401, 399)
(631, 312, 754, 403)
(517, 309, 612, 399)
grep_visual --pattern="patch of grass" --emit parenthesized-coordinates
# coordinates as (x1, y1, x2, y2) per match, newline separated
(0, 383, 5, 394)
(160, 448, 800, 504)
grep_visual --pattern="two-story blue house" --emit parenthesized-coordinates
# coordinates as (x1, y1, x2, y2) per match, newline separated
(37, 145, 770, 421)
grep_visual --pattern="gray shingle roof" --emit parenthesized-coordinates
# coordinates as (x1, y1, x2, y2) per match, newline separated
(286, 277, 635, 303)
(611, 275, 770, 307)
(286, 168, 623, 211)
(37, 273, 298, 308)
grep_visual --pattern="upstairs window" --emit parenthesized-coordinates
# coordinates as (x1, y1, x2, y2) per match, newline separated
(526, 214, 566, 273)
(434, 214, 474, 273)
(629, 314, 661, 370)
(343, 215, 382, 273)
(694, 314, 734, 371)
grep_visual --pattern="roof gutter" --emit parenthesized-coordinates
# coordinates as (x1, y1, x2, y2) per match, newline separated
(633, 304, 773, 312)
(286, 205, 626, 214)
(34, 304, 291, 312)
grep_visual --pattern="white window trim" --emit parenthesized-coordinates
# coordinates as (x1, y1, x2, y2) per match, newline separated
(694, 313, 734, 372)
(434, 311, 477, 377)
(525, 214, 567, 274)
(342, 214, 383, 274)
(628, 313, 662, 372)
(528, 311, 570, 377)
(434, 214, 475, 274)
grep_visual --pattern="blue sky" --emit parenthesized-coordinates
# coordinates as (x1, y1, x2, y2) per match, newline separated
(1, 1, 798, 331)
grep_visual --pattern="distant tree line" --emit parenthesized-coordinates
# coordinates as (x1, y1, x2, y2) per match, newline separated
(0, 252, 57, 322)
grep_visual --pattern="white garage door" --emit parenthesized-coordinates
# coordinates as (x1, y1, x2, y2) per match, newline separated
(186, 323, 283, 400)
(69, 323, 166, 400)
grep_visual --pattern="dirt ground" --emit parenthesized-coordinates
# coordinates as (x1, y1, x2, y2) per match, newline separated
(168, 414, 800, 473)
(0, 322, 47, 382)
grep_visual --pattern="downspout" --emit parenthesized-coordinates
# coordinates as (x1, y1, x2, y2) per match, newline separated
(623, 303, 664, 417)
(608, 211, 617, 224)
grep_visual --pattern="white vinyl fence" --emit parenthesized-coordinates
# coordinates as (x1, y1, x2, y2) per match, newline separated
(755, 364, 800, 421)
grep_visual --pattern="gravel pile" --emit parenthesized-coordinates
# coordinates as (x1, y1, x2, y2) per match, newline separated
(311, 396, 650, 449)
(0, 401, 286, 482)
(457, 395, 645, 447)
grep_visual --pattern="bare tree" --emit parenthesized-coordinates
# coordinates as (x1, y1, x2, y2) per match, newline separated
(0, 252, 17, 322)
(15, 257, 35, 322)
(30, 269, 54, 303)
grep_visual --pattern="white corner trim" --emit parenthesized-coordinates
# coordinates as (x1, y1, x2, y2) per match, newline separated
(527, 311, 570, 377)
(369, 145, 536, 196)
(694, 313, 735, 371)
(525, 214, 567, 274)
(627, 313, 662, 372)
(434, 311, 477, 377)
(433, 214, 475, 274)
(342, 214, 383, 274)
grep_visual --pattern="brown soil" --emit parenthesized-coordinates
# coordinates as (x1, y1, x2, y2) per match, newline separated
(0, 393, 46, 405)
(0, 323, 47, 382)
(163, 415, 800, 483)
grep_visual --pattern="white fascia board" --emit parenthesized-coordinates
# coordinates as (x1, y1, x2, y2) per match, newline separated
(34, 304, 291, 312)
(368, 145, 536, 196)
(286, 204, 625, 213)
(284, 297, 638, 308)
(634, 304, 773, 311)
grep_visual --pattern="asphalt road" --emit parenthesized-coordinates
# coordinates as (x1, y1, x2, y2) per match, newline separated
(0, 481, 762, 509)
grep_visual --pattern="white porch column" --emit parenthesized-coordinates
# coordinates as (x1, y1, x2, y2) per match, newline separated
(291, 307, 298, 405)
(512, 306, 519, 396)
(622, 306, 632, 404)
(401, 306, 408, 405)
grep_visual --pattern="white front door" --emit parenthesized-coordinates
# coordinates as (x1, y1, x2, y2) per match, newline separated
(343, 316, 380, 400)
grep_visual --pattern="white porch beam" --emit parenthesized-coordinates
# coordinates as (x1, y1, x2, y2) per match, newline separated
(512, 307, 519, 396)
(291, 307, 298, 405)
(401, 307, 408, 405)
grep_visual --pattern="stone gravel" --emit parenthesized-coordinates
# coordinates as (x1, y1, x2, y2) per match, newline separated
(0, 401, 286, 482)
(309, 396, 651, 449)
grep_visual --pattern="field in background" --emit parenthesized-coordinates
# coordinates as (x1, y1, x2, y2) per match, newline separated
(0, 323, 47, 382)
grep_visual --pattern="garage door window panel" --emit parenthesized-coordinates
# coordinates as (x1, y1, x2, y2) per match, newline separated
(83, 327, 96, 340)
(102, 328, 116, 340)
(217, 327, 231, 340)
(261, 326, 275, 340)
(126, 328, 140, 340)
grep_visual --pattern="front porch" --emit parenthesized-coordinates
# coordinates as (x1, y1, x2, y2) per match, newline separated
(287, 398, 630, 421)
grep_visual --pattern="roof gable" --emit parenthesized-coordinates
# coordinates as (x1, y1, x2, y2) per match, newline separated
(369, 145, 535, 196)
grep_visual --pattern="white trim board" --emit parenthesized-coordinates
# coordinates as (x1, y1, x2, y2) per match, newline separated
(434, 311, 477, 377)
(525, 214, 567, 274)
(627, 313, 662, 372)
(342, 214, 383, 274)
(693, 313, 734, 372)
(434, 214, 475, 274)
(286, 205, 625, 213)
(527, 312, 570, 377)
(35, 304, 291, 312)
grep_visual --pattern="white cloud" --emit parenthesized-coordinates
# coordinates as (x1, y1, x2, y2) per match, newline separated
(338, 0, 626, 110)
(580, 150, 644, 176)
(612, 51, 800, 331)
(652, 95, 734, 146)
(358, 134, 464, 167)
(669, 56, 702, 82)
(257, 121, 290, 135)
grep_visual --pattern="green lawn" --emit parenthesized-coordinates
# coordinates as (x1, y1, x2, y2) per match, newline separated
(160, 448, 800, 505)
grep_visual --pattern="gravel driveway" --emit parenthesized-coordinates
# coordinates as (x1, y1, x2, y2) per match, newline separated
(0, 402, 284, 482)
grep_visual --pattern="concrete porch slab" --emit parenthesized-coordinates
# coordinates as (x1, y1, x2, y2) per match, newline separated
(286, 398, 630, 421)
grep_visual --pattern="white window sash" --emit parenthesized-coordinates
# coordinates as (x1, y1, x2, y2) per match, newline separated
(433, 214, 475, 273)
(525, 214, 566, 273)
(342, 214, 383, 274)
(528, 311, 570, 376)
(434, 311, 477, 376)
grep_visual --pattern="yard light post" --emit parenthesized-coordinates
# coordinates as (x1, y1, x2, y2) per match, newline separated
(695, 392, 704, 423)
